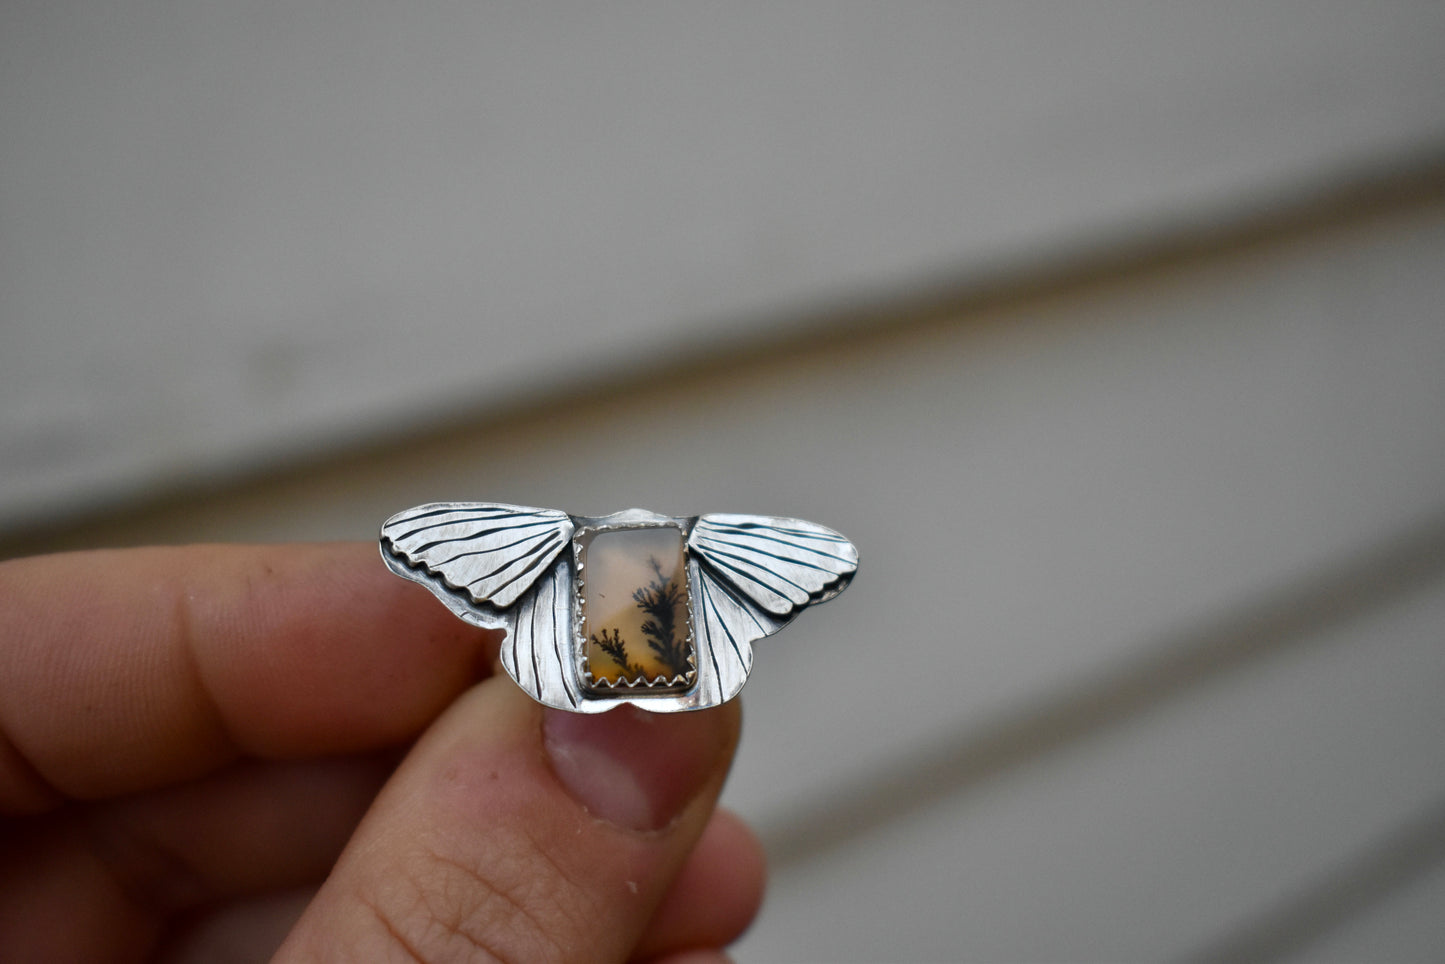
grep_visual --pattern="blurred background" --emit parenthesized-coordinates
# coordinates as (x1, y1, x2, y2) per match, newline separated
(3, 3, 1445, 960)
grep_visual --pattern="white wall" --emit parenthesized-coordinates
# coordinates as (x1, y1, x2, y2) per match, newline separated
(9, 194, 1444, 961)
(3, 2, 1443, 527)
(4, 4, 1445, 961)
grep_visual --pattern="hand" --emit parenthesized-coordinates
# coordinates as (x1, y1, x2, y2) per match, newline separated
(0, 544, 764, 962)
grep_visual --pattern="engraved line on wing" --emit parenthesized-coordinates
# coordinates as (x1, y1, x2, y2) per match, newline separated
(385, 504, 526, 528)
(386, 528, 565, 603)
(696, 556, 801, 612)
(697, 572, 749, 671)
(693, 546, 814, 599)
(385, 507, 550, 541)
(693, 525, 855, 563)
(548, 565, 578, 707)
(472, 533, 570, 600)
(433, 528, 558, 569)
(693, 572, 727, 701)
(710, 568, 772, 639)
(693, 535, 850, 574)
(700, 519, 851, 543)
(502, 628, 519, 687)
(401, 517, 562, 553)
(528, 575, 542, 697)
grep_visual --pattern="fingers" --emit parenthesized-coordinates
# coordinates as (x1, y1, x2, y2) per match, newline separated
(0, 544, 497, 811)
(0, 544, 767, 961)
(152, 812, 764, 964)
(277, 678, 746, 963)
(0, 755, 392, 963)
(158, 887, 315, 964)
(632, 809, 765, 961)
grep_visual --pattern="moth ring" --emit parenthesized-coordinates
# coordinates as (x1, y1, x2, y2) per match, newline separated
(380, 503, 859, 713)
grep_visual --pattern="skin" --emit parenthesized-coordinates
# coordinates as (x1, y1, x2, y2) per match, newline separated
(0, 544, 765, 963)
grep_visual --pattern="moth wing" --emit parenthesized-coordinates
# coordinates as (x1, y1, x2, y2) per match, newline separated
(687, 557, 765, 707)
(500, 553, 583, 709)
(380, 502, 574, 614)
(687, 513, 858, 618)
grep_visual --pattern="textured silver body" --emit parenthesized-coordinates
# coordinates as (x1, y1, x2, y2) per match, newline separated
(381, 503, 857, 712)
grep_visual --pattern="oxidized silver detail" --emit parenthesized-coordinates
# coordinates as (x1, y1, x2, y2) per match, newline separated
(380, 503, 858, 713)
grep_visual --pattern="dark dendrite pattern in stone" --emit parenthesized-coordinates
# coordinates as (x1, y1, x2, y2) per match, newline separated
(580, 526, 696, 691)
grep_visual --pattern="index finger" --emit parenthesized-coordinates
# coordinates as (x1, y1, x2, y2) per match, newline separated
(0, 543, 497, 813)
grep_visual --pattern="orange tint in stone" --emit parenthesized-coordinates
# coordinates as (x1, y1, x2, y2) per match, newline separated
(581, 527, 695, 691)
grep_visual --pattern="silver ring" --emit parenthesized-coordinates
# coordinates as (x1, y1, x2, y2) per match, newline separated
(380, 503, 858, 712)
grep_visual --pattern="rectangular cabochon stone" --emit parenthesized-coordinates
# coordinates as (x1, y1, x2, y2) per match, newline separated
(581, 526, 696, 692)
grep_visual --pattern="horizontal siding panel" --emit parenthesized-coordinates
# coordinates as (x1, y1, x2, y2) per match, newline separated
(3, 2, 1444, 525)
(4, 183, 1443, 964)
(737, 575, 1445, 961)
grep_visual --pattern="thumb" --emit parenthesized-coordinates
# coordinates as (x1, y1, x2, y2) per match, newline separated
(274, 676, 742, 963)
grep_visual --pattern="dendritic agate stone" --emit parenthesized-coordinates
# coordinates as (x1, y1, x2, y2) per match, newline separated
(580, 526, 696, 691)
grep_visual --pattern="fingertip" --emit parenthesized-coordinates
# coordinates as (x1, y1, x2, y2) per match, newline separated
(278, 679, 745, 963)
(634, 808, 767, 959)
(543, 702, 740, 832)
